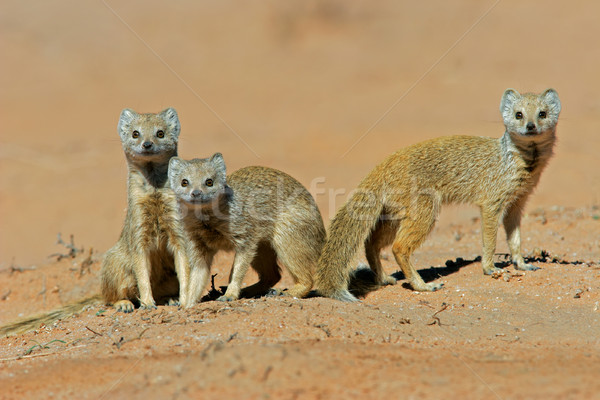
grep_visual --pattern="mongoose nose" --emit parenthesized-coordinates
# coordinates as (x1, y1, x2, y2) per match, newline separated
(191, 189, 202, 198)
(526, 122, 536, 131)
(142, 141, 153, 149)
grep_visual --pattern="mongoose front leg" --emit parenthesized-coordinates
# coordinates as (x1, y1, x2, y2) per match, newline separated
(480, 207, 504, 275)
(503, 202, 539, 271)
(134, 252, 157, 310)
(186, 252, 212, 306)
(218, 249, 255, 302)
(173, 247, 191, 307)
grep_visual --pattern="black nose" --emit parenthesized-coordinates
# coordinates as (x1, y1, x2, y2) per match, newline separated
(526, 122, 536, 131)
(142, 141, 153, 149)
(191, 189, 202, 198)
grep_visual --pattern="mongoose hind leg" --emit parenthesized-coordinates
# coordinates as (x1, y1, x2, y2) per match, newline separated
(365, 220, 398, 286)
(280, 254, 314, 298)
(241, 243, 282, 298)
(391, 243, 443, 292)
(391, 206, 443, 292)
(279, 258, 313, 299)
(273, 217, 324, 299)
(281, 281, 312, 299)
(274, 234, 319, 299)
(101, 247, 140, 312)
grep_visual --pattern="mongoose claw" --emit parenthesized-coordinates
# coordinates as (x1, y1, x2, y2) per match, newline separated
(114, 300, 135, 313)
(139, 302, 157, 311)
(216, 295, 236, 302)
(516, 263, 540, 271)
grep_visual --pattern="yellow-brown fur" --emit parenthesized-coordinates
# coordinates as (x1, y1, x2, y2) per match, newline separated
(101, 107, 191, 312)
(0, 108, 190, 336)
(316, 89, 561, 301)
(168, 154, 326, 303)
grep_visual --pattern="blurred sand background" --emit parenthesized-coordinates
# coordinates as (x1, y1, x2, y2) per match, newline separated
(1, 0, 599, 266)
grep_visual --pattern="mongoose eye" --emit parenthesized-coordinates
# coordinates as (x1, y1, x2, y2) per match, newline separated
(181, 179, 189, 187)
(132, 130, 140, 138)
(538, 111, 547, 119)
(156, 130, 165, 138)
(515, 112, 523, 120)
(205, 178, 214, 187)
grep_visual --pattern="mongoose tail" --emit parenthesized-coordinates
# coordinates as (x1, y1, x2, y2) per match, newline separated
(0, 294, 101, 337)
(316, 190, 384, 302)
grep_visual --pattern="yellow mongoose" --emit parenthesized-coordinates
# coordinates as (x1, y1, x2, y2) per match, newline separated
(168, 153, 326, 303)
(101, 107, 191, 312)
(0, 108, 189, 336)
(316, 88, 561, 301)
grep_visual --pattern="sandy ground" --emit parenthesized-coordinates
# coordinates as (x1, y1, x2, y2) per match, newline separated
(1, 0, 599, 398)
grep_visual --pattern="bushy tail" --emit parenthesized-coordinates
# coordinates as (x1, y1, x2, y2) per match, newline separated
(315, 190, 383, 302)
(0, 294, 102, 337)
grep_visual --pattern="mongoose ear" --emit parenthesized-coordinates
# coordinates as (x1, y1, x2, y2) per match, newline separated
(542, 88, 561, 115)
(160, 108, 181, 137)
(500, 89, 520, 118)
(118, 108, 137, 135)
(209, 152, 226, 173)
(169, 156, 183, 171)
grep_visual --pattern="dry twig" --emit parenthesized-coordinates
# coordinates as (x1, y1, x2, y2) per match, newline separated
(427, 303, 449, 326)
(48, 233, 84, 261)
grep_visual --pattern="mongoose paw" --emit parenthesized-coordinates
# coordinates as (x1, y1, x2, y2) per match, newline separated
(483, 267, 505, 276)
(114, 300, 135, 313)
(166, 298, 180, 307)
(139, 302, 157, 311)
(412, 282, 444, 292)
(216, 295, 236, 302)
(379, 275, 398, 286)
(425, 282, 444, 292)
(266, 288, 284, 297)
(515, 263, 540, 272)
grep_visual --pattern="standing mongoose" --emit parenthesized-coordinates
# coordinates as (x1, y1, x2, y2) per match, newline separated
(168, 153, 326, 303)
(101, 107, 191, 312)
(0, 108, 190, 336)
(316, 88, 561, 301)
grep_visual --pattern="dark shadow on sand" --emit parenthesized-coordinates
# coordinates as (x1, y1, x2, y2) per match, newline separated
(350, 256, 482, 297)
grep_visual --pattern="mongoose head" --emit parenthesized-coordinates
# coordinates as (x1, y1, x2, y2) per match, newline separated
(500, 88, 561, 140)
(118, 108, 180, 162)
(168, 153, 229, 207)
